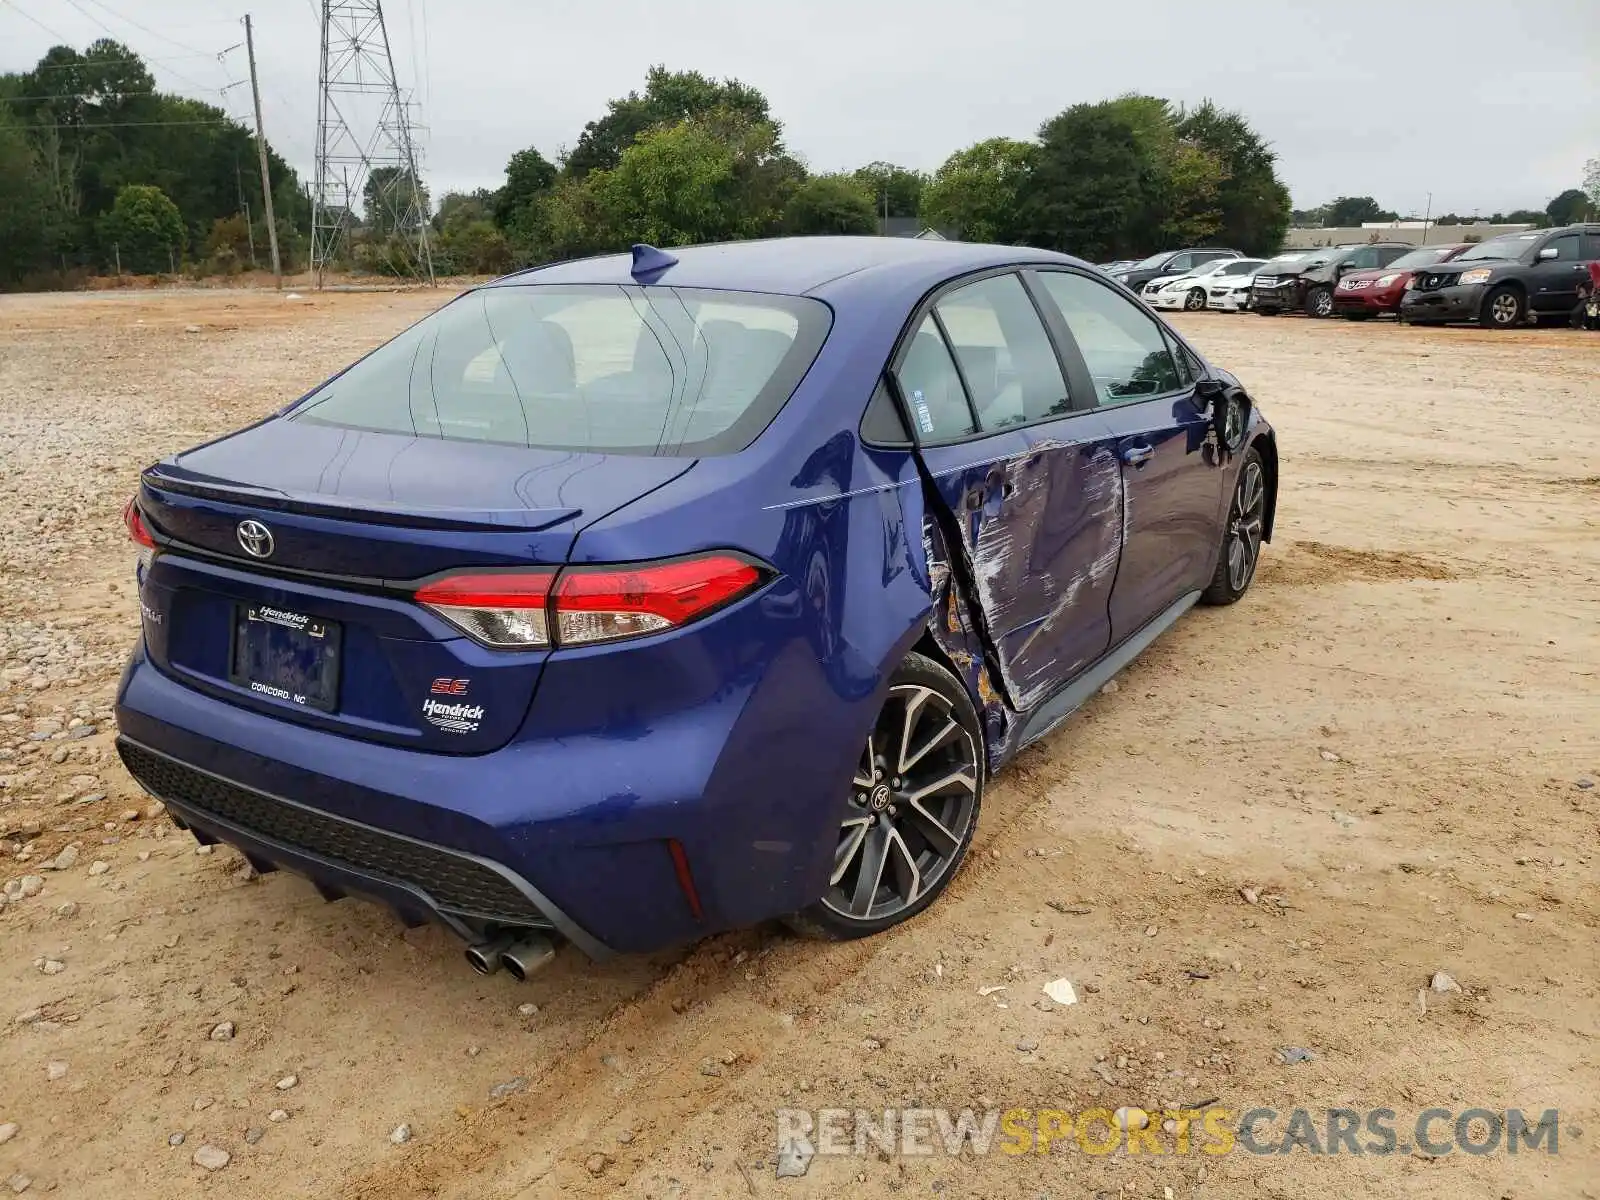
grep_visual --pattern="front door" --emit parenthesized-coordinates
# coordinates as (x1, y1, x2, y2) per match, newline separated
(1527, 231, 1587, 313)
(897, 273, 1121, 712)
(1032, 269, 1224, 643)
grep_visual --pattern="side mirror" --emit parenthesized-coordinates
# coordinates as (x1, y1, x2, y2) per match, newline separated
(1536, 246, 1558, 261)
(1197, 379, 1250, 454)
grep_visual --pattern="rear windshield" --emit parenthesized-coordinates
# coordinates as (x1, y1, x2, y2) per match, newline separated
(291, 284, 831, 456)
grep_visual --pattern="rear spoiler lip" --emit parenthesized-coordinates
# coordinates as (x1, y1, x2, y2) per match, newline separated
(141, 461, 582, 533)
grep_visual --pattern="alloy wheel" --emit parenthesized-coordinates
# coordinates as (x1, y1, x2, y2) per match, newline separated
(1311, 288, 1334, 317)
(823, 684, 979, 923)
(1491, 292, 1520, 325)
(1226, 459, 1266, 592)
(1185, 288, 1206, 311)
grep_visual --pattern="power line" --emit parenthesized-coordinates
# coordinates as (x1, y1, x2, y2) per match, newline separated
(55, 0, 228, 95)
(22, 117, 238, 130)
(0, 0, 69, 41)
(18, 53, 222, 70)
(73, 0, 215, 58)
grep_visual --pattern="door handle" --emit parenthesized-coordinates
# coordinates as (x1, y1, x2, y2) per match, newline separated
(1122, 444, 1155, 468)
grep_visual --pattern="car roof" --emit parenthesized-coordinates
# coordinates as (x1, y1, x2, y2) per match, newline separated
(489, 237, 1081, 299)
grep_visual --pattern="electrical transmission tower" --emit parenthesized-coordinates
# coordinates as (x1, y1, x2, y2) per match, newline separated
(311, 0, 435, 286)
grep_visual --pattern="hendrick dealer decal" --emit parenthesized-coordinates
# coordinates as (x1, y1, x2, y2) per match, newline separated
(422, 697, 484, 734)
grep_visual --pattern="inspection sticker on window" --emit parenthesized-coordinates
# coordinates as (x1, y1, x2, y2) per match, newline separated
(911, 389, 936, 435)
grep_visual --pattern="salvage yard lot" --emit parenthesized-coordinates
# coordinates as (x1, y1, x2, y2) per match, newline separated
(0, 287, 1596, 1199)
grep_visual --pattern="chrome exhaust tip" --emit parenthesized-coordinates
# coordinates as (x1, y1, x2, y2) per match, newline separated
(500, 935, 556, 981)
(465, 935, 515, 976)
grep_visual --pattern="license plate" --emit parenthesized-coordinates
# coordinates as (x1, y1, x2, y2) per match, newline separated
(229, 604, 341, 712)
(1255, 277, 1278, 288)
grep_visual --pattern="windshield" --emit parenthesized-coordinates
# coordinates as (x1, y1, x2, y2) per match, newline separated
(1455, 233, 1539, 262)
(1385, 247, 1454, 270)
(1219, 259, 1265, 276)
(1260, 252, 1310, 269)
(290, 284, 831, 456)
(1132, 251, 1174, 269)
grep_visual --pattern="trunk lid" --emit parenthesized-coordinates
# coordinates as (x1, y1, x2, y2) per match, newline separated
(136, 418, 695, 754)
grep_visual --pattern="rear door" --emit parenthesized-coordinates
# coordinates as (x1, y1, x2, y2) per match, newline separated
(1032, 269, 1223, 643)
(1527, 231, 1586, 313)
(897, 272, 1122, 712)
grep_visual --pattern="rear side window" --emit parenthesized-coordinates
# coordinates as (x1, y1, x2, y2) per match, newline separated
(894, 316, 976, 440)
(934, 274, 1070, 429)
(291, 285, 830, 456)
(1034, 271, 1183, 406)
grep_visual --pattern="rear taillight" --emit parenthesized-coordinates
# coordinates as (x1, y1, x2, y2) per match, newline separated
(124, 496, 156, 573)
(414, 570, 555, 648)
(415, 554, 764, 649)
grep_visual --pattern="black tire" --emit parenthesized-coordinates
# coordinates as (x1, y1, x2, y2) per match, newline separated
(1184, 287, 1207, 312)
(1304, 286, 1334, 318)
(1478, 284, 1525, 329)
(1340, 310, 1372, 321)
(786, 651, 984, 941)
(1201, 447, 1266, 606)
(1256, 306, 1279, 316)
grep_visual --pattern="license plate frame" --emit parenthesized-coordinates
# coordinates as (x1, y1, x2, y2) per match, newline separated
(228, 604, 342, 713)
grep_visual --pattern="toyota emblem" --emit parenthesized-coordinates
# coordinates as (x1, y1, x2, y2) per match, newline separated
(236, 519, 275, 559)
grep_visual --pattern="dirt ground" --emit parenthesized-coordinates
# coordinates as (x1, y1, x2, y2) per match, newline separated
(0, 286, 1595, 1200)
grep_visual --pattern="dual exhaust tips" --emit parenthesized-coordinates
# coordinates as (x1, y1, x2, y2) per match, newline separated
(465, 933, 556, 981)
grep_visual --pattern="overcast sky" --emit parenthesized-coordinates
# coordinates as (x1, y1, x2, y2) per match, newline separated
(4, 0, 1597, 217)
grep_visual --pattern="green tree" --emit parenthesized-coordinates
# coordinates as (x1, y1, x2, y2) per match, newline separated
(363, 167, 429, 236)
(1324, 196, 1396, 226)
(492, 147, 556, 228)
(0, 101, 61, 285)
(1016, 103, 1148, 260)
(1585, 157, 1600, 214)
(565, 66, 777, 178)
(582, 112, 800, 250)
(783, 174, 877, 235)
(434, 188, 496, 233)
(850, 161, 925, 220)
(97, 183, 184, 273)
(1176, 101, 1290, 254)
(919, 138, 1033, 243)
(1546, 187, 1590, 225)
(1498, 208, 1550, 227)
(435, 220, 512, 275)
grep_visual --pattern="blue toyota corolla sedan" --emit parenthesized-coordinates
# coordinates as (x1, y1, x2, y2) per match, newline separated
(115, 236, 1277, 977)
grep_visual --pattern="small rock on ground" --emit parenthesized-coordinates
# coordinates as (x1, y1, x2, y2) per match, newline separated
(489, 1077, 527, 1100)
(0, 1124, 17, 1146)
(191, 1144, 231, 1171)
(6, 1173, 31, 1194)
(209, 1021, 235, 1041)
(46, 1061, 67, 1081)
(1430, 971, 1461, 994)
(389, 1124, 412, 1145)
(775, 1141, 813, 1178)
(244, 1127, 264, 1146)
(275, 1074, 298, 1091)
(586, 1152, 610, 1176)
(168, 1132, 186, 1147)
(268, 1109, 289, 1123)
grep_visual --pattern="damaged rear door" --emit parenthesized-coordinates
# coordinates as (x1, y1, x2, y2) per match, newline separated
(892, 271, 1123, 714)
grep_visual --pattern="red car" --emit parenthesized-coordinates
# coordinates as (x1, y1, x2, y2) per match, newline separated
(1333, 243, 1471, 319)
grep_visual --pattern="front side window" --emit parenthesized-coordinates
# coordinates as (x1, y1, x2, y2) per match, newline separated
(894, 315, 976, 441)
(934, 274, 1070, 430)
(291, 284, 830, 456)
(1166, 253, 1195, 271)
(1034, 271, 1183, 406)
(1542, 234, 1581, 261)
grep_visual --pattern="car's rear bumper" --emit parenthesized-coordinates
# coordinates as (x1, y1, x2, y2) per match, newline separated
(114, 631, 851, 955)
(1400, 283, 1484, 323)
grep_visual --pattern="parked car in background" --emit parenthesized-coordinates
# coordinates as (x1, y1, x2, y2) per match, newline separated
(1114, 247, 1242, 291)
(1332, 243, 1472, 319)
(1252, 243, 1412, 317)
(1207, 261, 1268, 313)
(114, 236, 1278, 971)
(1098, 260, 1137, 275)
(1148, 258, 1266, 311)
(1400, 224, 1600, 329)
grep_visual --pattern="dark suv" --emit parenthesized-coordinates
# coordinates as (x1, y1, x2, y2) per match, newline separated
(1400, 224, 1600, 328)
(1251, 243, 1413, 317)
(1113, 247, 1241, 291)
